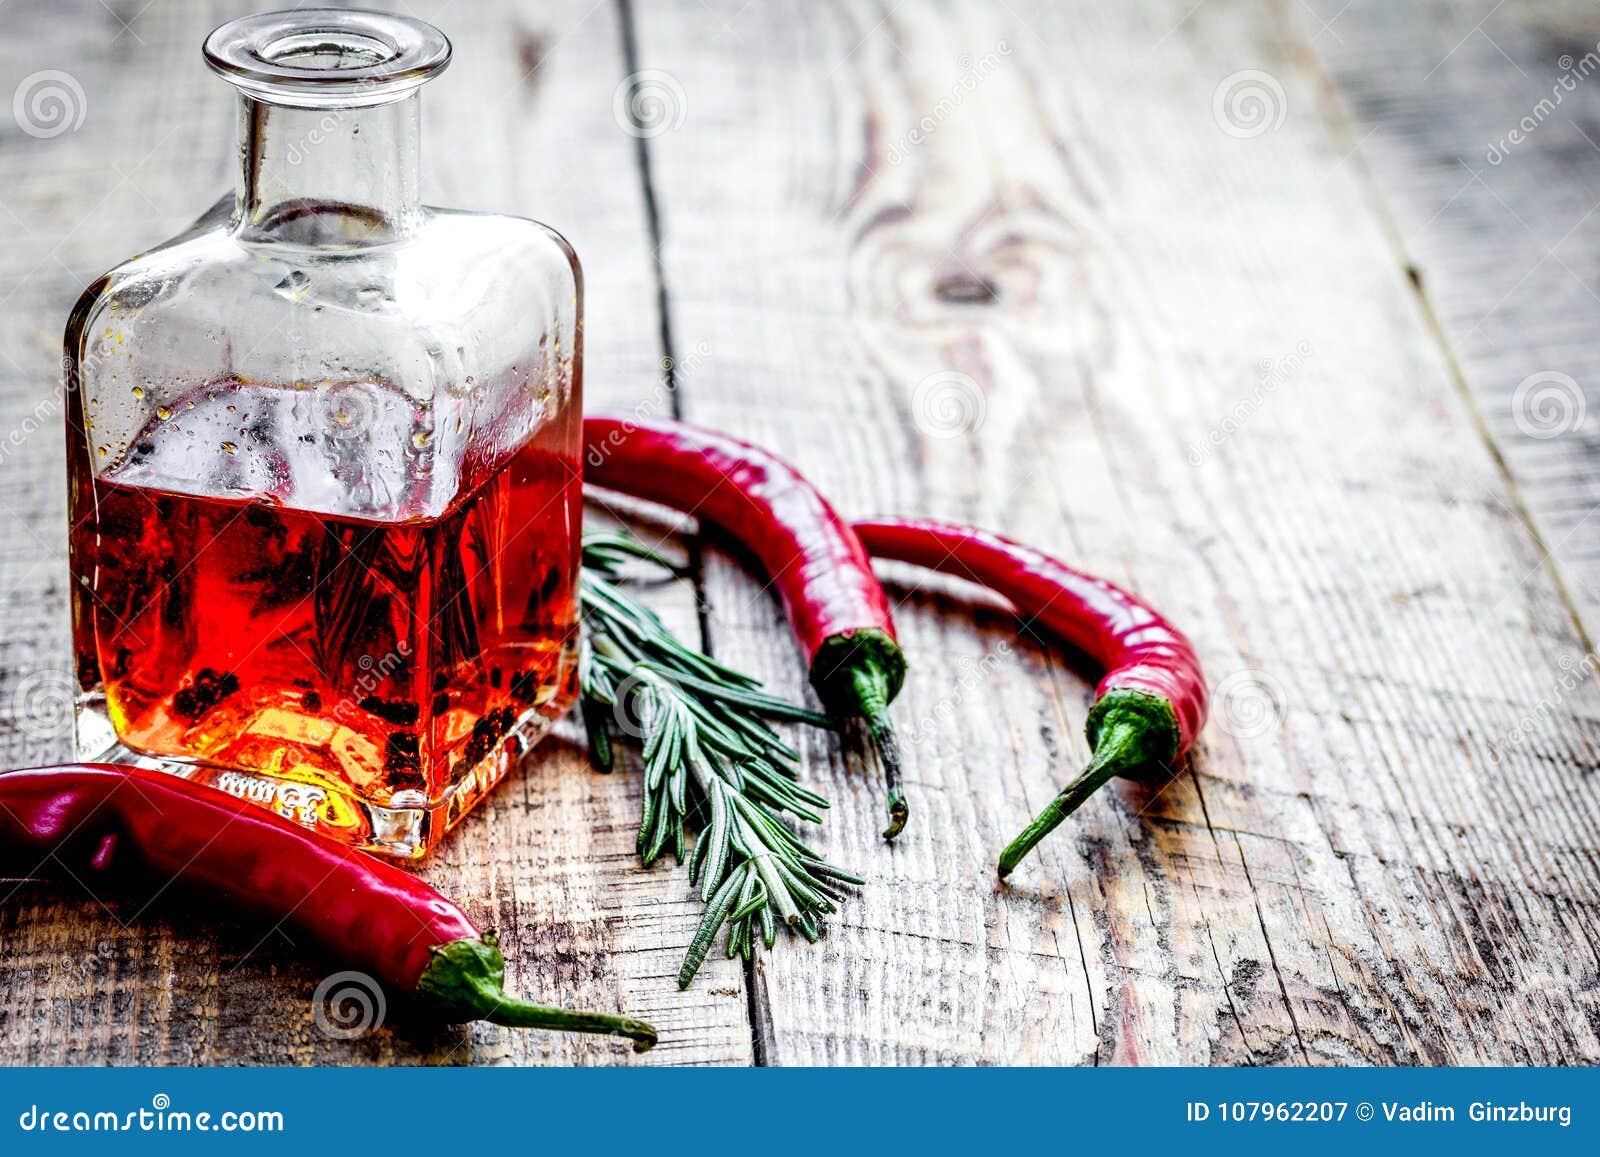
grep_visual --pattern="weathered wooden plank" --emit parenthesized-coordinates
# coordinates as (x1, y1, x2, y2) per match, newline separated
(0, 0, 751, 1065)
(1307, 0, 1600, 645)
(8, 0, 1600, 1070)
(630, 0, 1600, 1063)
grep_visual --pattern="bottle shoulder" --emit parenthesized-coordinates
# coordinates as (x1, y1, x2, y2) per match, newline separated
(69, 203, 579, 340)
(420, 208, 582, 287)
(67, 202, 582, 523)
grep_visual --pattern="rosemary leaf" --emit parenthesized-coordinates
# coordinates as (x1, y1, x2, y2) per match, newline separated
(578, 531, 862, 988)
(703, 782, 731, 904)
(680, 866, 747, 988)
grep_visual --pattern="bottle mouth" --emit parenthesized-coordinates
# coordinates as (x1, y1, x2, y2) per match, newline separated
(204, 8, 450, 108)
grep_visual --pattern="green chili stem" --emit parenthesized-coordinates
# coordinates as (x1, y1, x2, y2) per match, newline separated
(483, 1002, 657, 1051)
(848, 665, 907, 841)
(996, 740, 1128, 879)
(809, 629, 908, 841)
(997, 691, 1179, 878)
(415, 938, 656, 1052)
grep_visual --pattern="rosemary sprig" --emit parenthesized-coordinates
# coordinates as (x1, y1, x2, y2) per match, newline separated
(579, 533, 863, 987)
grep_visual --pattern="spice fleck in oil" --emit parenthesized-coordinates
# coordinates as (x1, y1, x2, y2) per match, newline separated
(69, 378, 581, 856)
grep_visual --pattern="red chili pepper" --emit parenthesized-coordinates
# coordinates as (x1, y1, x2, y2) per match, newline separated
(584, 415, 911, 838)
(0, 764, 656, 1050)
(851, 518, 1208, 877)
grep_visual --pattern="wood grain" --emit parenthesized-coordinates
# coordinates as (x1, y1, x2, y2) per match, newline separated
(2, 0, 1600, 1067)
(0, 0, 751, 1066)
(629, 0, 1600, 1063)
(1307, 0, 1600, 646)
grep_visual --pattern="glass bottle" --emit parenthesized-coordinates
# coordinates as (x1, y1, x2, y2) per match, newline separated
(64, 9, 583, 858)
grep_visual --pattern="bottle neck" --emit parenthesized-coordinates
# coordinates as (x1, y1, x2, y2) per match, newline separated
(234, 93, 421, 245)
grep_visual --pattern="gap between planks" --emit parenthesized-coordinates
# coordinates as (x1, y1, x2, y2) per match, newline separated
(613, 0, 780, 1065)
(1289, 1, 1600, 668)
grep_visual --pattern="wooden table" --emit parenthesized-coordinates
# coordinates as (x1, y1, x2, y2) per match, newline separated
(2, 0, 1599, 1066)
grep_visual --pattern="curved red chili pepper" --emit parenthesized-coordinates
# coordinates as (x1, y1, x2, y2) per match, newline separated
(0, 764, 655, 1050)
(851, 518, 1208, 876)
(584, 415, 911, 838)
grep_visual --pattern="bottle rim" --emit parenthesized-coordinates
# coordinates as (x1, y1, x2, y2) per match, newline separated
(203, 8, 451, 109)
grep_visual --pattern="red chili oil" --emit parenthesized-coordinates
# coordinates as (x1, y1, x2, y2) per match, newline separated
(69, 378, 581, 857)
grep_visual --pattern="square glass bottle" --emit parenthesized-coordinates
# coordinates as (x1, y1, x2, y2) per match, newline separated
(64, 9, 583, 857)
